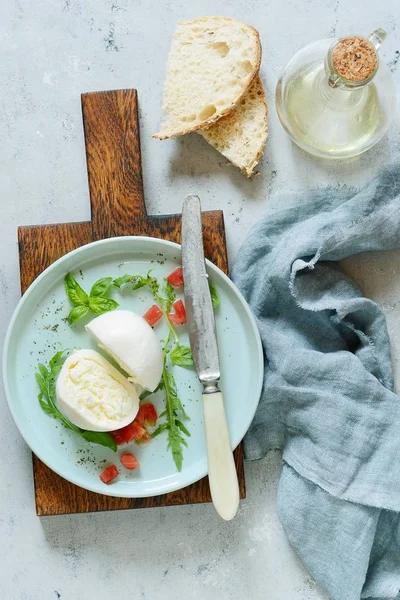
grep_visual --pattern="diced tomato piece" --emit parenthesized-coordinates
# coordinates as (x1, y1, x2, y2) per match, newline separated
(169, 299, 187, 325)
(135, 430, 151, 445)
(120, 453, 140, 471)
(166, 267, 184, 287)
(130, 421, 148, 441)
(100, 464, 119, 484)
(109, 428, 128, 445)
(143, 304, 163, 327)
(109, 422, 147, 445)
(136, 403, 158, 427)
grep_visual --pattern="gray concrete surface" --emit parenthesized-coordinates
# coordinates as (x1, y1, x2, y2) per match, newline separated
(1, 1, 399, 599)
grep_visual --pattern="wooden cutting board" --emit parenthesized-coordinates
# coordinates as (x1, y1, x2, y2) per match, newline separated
(17, 89, 246, 516)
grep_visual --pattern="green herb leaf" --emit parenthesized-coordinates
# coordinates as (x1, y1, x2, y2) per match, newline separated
(147, 275, 160, 300)
(35, 350, 117, 452)
(49, 350, 68, 371)
(67, 304, 89, 324)
(88, 297, 119, 315)
(113, 274, 131, 289)
(65, 273, 89, 306)
(140, 380, 165, 401)
(65, 273, 119, 324)
(38, 363, 49, 379)
(113, 274, 147, 290)
(39, 395, 56, 416)
(156, 365, 190, 472)
(209, 281, 220, 308)
(164, 282, 176, 313)
(80, 430, 117, 451)
(151, 423, 169, 438)
(170, 345, 194, 367)
(35, 373, 47, 396)
(177, 420, 191, 437)
(90, 277, 113, 298)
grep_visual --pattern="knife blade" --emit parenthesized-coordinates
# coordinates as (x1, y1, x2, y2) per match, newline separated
(182, 194, 239, 521)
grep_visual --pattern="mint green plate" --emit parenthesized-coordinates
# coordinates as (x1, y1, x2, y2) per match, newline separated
(3, 237, 263, 498)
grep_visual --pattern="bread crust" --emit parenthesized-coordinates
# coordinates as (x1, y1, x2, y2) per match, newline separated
(153, 17, 262, 139)
(199, 75, 268, 178)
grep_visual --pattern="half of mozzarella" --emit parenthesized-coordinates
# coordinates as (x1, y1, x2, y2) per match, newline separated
(56, 349, 140, 431)
(86, 310, 164, 392)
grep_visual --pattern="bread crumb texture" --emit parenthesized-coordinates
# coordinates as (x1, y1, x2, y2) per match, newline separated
(199, 75, 268, 177)
(154, 16, 261, 139)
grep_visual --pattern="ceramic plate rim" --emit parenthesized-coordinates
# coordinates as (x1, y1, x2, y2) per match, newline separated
(3, 236, 263, 497)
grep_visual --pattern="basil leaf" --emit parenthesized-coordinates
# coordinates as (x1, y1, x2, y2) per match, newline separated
(170, 345, 194, 367)
(80, 431, 117, 451)
(65, 273, 89, 306)
(67, 304, 89, 324)
(209, 281, 220, 308)
(90, 277, 113, 298)
(88, 297, 119, 315)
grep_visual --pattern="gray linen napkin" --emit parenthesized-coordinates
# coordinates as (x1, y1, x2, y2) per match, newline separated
(232, 164, 400, 600)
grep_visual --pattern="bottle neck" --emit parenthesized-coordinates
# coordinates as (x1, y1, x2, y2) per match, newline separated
(325, 31, 384, 90)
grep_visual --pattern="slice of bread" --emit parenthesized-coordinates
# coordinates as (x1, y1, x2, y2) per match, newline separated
(154, 17, 261, 139)
(199, 75, 268, 177)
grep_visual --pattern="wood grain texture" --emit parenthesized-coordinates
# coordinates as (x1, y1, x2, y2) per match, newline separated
(17, 89, 245, 516)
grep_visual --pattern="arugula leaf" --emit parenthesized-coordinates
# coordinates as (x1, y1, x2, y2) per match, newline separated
(209, 281, 220, 308)
(67, 304, 89, 324)
(164, 282, 176, 313)
(49, 350, 68, 373)
(38, 363, 49, 379)
(176, 420, 191, 437)
(113, 274, 148, 291)
(140, 380, 165, 401)
(88, 297, 119, 315)
(151, 422, 169, 438)
(35, 350, 117, 452)
(159, 365, 190, 472)
(170, 345, 194, 367)
(38, 396, 56, 416)
(90, 277, 113, 298)
(65, 274, 89, 306)
(35, 372, 47, 395)
(146, 274, 159, 298)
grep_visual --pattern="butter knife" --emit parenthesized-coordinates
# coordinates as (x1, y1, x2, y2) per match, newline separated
(181, 195, 239, 521)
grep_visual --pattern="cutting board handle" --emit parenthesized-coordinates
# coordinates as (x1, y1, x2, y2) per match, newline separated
(81, 89, 146, 239)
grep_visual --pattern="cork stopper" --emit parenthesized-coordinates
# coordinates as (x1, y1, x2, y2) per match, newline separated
(332, 36, 378, 81)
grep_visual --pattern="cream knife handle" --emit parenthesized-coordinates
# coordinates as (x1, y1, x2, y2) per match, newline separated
(202, 391, 240, 521)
